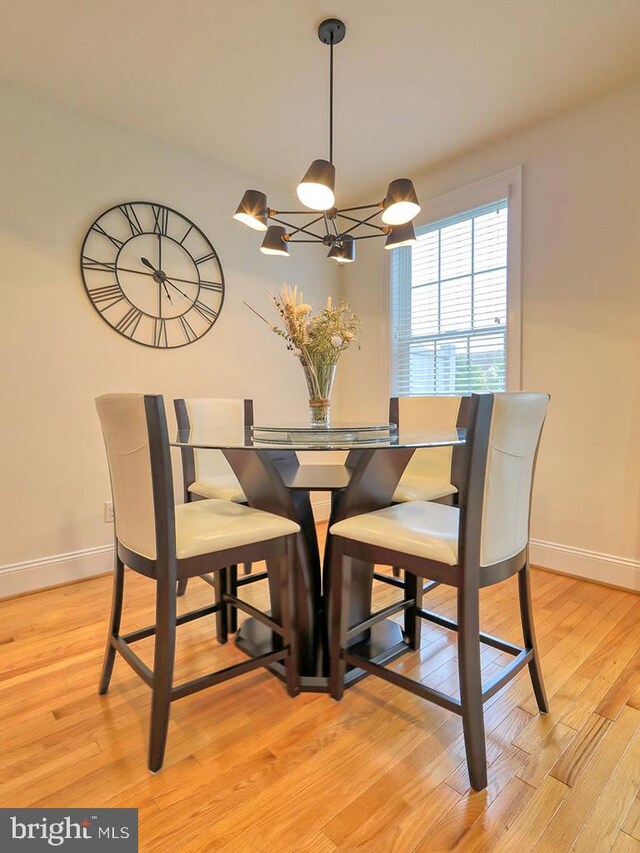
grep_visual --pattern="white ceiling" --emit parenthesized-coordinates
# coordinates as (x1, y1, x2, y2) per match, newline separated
(2, 0, 640, 201)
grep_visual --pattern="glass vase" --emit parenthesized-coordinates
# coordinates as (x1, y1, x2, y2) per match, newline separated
(301, 361, 336, 428)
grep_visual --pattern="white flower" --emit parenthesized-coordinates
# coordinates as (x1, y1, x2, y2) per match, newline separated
(331, 335, 343, 347)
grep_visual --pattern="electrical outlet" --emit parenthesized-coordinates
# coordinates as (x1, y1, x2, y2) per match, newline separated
(104, 501, 114, 523)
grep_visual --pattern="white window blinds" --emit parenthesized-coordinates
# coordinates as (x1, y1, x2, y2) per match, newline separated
(391, 199, 509, 396)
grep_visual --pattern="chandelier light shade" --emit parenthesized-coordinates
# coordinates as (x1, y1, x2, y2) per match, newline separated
(233, 190, 269, 231)
(297, 159, 336, 211)
(328, 234, 355, 263)
(233, 18, 421, 264)
(384, 220, 417, 250)
(381, 179, 421, 225)
(260, 225, 290, 256)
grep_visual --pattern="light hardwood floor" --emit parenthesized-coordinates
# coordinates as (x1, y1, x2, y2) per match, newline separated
(1, 524, 640, 852)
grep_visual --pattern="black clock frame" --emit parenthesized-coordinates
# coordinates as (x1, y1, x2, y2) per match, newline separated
(80, 201, 225, 349)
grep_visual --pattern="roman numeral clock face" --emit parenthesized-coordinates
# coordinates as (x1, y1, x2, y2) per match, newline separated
(81, 202, 225, 348)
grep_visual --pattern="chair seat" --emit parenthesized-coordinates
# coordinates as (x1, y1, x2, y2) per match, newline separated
(188, 476, 247, 503)
(330, 501, 459, 566)
(176, 499, 299, 560)
(392, 475, 457, 503)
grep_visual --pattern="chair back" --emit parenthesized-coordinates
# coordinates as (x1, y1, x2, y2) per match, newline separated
(480, 392, 549, 566)
(174, 398, 251, 495)
(461, 393, 549, 570)
(390, 396, 466, 483)
(96, 394, 175, 562)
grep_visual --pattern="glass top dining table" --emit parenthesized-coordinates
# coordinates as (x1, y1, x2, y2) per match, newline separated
(171, 422, 466, 692)
(173, 422, 465, 451)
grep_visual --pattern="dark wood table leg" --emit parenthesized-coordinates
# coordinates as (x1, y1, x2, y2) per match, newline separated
(221, 449, 320, 679)
(222, 446, 415, 691)
(323, 448, 416, 685)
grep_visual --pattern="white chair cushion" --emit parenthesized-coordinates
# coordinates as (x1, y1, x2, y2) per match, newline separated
(188, 476, 247, 503)
(176, 499, 299, 560)
(392, 475, 457, 503)
(330, 501, 459, 566)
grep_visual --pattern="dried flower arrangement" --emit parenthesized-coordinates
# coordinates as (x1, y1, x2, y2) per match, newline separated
(245, 284, 361, 425)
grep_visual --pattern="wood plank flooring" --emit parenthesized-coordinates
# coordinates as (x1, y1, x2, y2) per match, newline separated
(1, 525, 639, 852)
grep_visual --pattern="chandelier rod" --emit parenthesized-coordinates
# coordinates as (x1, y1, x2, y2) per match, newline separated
(329, 36, 334, 163)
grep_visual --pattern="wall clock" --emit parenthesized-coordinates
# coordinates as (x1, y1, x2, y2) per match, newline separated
(80, 201, 225, 348)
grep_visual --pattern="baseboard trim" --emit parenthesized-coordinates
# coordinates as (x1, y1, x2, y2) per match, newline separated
(0, 498, 333, 600)
(2, 531, 636, 600)
(0, 544, 114, 599)
(529, 539, 640, 593)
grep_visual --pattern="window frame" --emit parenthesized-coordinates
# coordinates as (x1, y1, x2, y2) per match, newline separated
(388, 166, 522, 394)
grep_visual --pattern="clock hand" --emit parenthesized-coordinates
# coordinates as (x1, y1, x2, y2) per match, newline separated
(158, 234, 162, 272)
(163, 274, 204, 286)
(162, 282, 173, 304)
(139, 255, 172, 301)
(138, 258, 199, 299)
(137, 259, 204, 289)
(164, 278, 191, 300)
(122, 267, 153, 276)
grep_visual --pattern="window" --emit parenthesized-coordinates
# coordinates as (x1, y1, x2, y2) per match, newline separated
(390, 171, 520, 396)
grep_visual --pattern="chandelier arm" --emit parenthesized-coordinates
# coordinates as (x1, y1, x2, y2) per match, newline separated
(269, 217, 326, 240)
(337, 203, 383, 214)
(286, 238, 327, 244)
(339, 210, 387, 237)
(337, 212, 387, 232)
(270, 209, 325, 215)
(350, 232, 388, 241)
(322, 212, 332, 241)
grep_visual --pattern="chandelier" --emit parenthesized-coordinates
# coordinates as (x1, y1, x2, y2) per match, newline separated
(233, 18, 421, 264)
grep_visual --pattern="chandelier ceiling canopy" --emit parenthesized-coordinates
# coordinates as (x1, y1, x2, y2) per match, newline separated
(233, 18, 421, 264)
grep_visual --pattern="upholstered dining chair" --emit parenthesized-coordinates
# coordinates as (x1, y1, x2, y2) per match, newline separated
(329, 392, 549, 791)
(96, 394, 299, 772)
(390, 395, 468, 506)
(174, 398, 258, 631)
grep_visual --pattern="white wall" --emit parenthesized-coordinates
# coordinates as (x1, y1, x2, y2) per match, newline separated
(338, 80, 640, 590)
(0, 82, 340, 595)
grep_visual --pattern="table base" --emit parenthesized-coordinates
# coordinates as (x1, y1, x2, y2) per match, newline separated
(236, 616, 410, 693)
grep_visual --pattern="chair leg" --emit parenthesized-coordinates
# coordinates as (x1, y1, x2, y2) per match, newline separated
(404, 571, 424, 651)
(280, 536, 300, 698)
(242, 562, 252, 575)
(213, 568, 228, 645)
(392, 566, 402, 578)
(329, 539, 350, 701)
(148, 572, 177, 773)
(519, 562, 549, 713)
(227, 565, 238, 633)
(457, 583, 487, 791)
(176, 579, 188, 597)
(99, 549, 125, 695)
